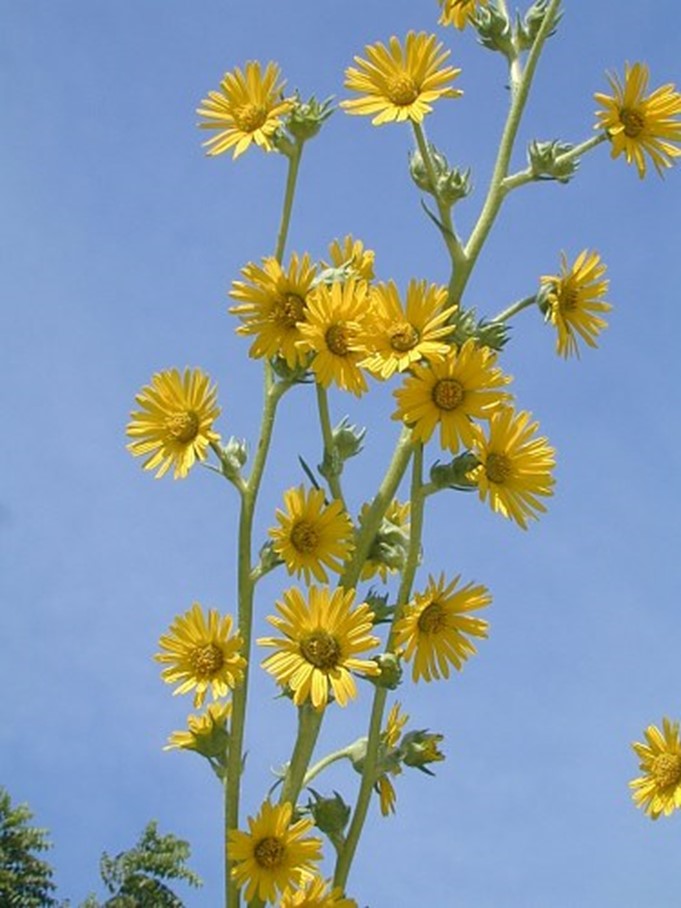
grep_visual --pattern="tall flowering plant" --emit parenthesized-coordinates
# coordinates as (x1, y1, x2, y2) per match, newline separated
(126, 1, 681, 904)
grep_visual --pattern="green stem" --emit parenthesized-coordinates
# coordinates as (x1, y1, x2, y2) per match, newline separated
(450, 0, 563, 304)
(225, 375, 289, 908)
(279, 704, 325, 807)
(303, 744, 360, 788)
(334, 446, 426, 891)
(502, 132, 608, 192)
(339, 427, 414, 591)
(275, 141, 304, 264)
(316, 384, 346, 506)
(490, 294, 537, 323)
(412, 121, 467, 294)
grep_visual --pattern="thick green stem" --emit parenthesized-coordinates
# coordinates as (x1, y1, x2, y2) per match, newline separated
(339, 427, 414, 591)
(279, 704, 325, 807)
(502, 132, 608, 193)
(275, 142, 304, 264)
(225, 376, 288, 908)
(334, 446, 426, 890)
(450, 0, 563, 304)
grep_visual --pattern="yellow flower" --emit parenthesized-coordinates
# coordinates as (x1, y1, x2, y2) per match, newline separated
(269, 486, 355, 584)
(197, 61, 294, 159)
(297, 280, 372, 396)
(361, 280, 455, 379)
(394, 573, 490, 683)
(126, 368, 221, 480)
(280, 877, 358, 908)
(322, 235, 375, 282)
(359, 499, 410, 583)
(342, 32, 463, 126)
(228, 801, 322, 904)
(594, 62, 681, 178)
(258, 586, 380, 710)
(229, 253, 318, 368)
(392, 340, 511, 452)
(164, 701, 231, 757)
(540, 251, 611, 359)
(469, 408, 555, 530)
(439, 0, 489, 30)
(630, 718, 681, 819)
(155, 603, 246, 708)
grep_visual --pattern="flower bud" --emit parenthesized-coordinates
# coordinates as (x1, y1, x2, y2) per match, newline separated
(368, 652, 403, 690)
(320, 418, 366, 481)
(285, 93, 334, 141)
(448, 307, 509, 351)
(401, 730, 445, 774)
(216, 436, 248, 481)
(528, 139, 578, 184)
(516, 0, 562, 51)
(430, 452, 480, 492)
(306, 789, 351, 839)
(475, 5, 514, 56)
(409, 144, 472, 205)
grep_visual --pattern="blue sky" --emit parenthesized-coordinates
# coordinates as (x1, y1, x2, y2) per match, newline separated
(2, 1, 681, 905)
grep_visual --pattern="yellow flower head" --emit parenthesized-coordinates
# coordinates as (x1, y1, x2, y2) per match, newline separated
(229, 253, 318, 368)
(322, 235, 376, 282)
(342, 31, 463, 126)
(164, 700, 231, 756)
(540, 250, 611, 359)
(258, 585, 380, 710)
(269, 486, 355, 584)
(197, 61, 294, 158)
(126, 368, 221, 479)
(228, 801, 322, 904)
(469, 408, 555, 530)
(297, 280, 372, 396)
(394, 573, 490, 683)
(358, 499, 410, 583)
(439, 0, 489, 30)
(361, 279, 455, 379)
(594, 62, 681, 178)
(630, 718, 681, 819)
(392, 340, 512, 453)
(155, 603, 246, 708)
(280, 877, 358, 908)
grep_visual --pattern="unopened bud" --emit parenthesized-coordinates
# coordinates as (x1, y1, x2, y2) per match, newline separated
(401, 730, 445, 774)
(528, 139, 578, 184)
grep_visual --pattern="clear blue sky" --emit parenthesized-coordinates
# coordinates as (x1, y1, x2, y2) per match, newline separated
(2, 2, 680, 905)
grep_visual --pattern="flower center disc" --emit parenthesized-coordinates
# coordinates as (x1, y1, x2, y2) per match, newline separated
(234, 103, 268, 133)
(190, 643, 225, 679)
(290, 520, 320, 553)
(558, 287, 579, 313)
(254, 836, 286, 869)
(300, 630, 342, 669)
(620, 107, 645, 138)
(167, 411, 200, 443)
(432, 378, 464, 411)
(652, 752, 681, 789)
(485, 452, 512, 484)
(325, 323, 350, 356)
(417, 601, 446, 634)
(389, 322, 420, 352)
(275, 293, 306, 328)
(386, 73, 419, 106)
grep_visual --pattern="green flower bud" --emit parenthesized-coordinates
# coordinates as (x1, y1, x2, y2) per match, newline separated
(475, 5, 514, 56)
(306, 789, 351, 839)
(215, 436, 248, 482)
(401, 730, 445, 775)
(363, 590, 394, 624)
(430, 452, 480, 492)
(255, 540, 283, 577)
(516, 0, 562, 51)
(285, 93, 334, 141)
(409, 143, 472, 205)
(528, 139, 578, 184)
(319, 418, 366, 481)
(270, 355, 312, 383)
(448, 307, 509, 351)
(368, 652, 403, 690)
